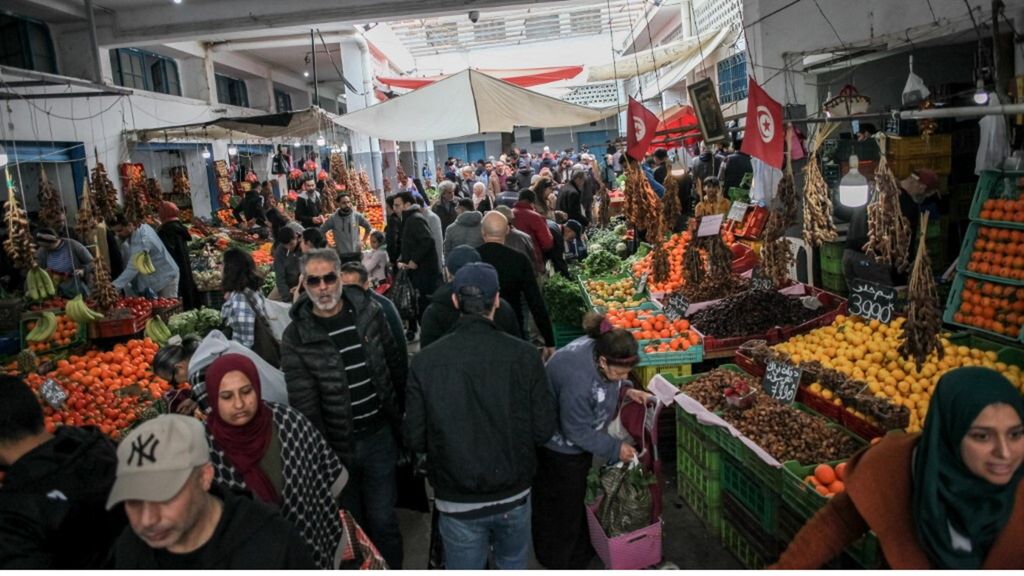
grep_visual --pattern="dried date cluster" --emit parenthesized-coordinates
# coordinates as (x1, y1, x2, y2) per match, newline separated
(722, 396, 862, 463)
(689, 289, 818, 338)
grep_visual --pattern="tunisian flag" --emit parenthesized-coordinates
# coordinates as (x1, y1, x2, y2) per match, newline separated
(626, 97, 660, 161)
(744, 78, 785, 169)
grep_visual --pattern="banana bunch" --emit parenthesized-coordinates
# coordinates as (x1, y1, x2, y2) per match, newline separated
(25, 266, 56, 300)
(26, 312, 58, 342)
(65, 294, 104, 324)
(133, 251, 157, 275)
(145, 316, 172, 346)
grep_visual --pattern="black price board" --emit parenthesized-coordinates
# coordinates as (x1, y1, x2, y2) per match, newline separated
(847, 278, 896, 324)
(762, 360, 802, 404)
(40, 378, 67, 410)
(751, 266, 774, 291)
(663, 293, 689, 320)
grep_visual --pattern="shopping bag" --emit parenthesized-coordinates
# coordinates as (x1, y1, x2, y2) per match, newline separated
(385, 270, 418, 321)
(595, 462, 655, 537)
(262, 299, 293, 341)
(338, 510, 388, 569)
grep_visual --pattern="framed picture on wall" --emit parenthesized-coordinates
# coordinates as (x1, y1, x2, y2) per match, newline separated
(688, 78, 728, 143)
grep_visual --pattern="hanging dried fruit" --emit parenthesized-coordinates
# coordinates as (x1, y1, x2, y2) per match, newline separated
(3, 177, 37, 270)
(801, 125, 839, 247)
(145, 178, 165, 210)
(37, 168, 65, 231)
(321, 179, 337, 215)
(705, 233, 733, 283)
(899, 212, 944, 369)
(91, 256, 119, 312)
(329, 152, 348, 189)
(90, 157, 119, 222)
(652, 242, 670, 283)
(761, 171, 797, 287)
(682, 236, 706, 287)
(864, 149, 911, 272)
(395, 161, 408, 191)
(661, 171, 682, 227)
(123, 179, 148, 226)
(75, 178, 98, 246)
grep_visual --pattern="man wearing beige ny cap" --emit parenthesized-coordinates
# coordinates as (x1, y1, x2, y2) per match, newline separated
(109, 415, 315, 569)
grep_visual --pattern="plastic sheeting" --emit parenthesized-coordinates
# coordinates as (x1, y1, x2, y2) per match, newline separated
(377, 65, 583, 89)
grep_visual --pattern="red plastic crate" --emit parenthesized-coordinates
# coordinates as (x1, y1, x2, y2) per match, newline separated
(730, 243, 758, 275)
(88, 311, 151, 339)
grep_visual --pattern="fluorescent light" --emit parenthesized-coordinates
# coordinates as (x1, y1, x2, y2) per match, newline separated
(839, 154, 869, 208)
(201, 149, 211, 159)
(173, 0, 183, 4)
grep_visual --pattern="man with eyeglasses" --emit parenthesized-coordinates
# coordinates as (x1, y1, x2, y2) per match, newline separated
(320, 192, 374, 264)
(280, 249, 407, 568)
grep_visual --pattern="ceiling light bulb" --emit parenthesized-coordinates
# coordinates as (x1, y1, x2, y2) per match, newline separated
(293, 139, 302, 147)
(227, 145, 238, 156)
(303, 70, 310, 78)
(173, 0, 183, 4)
(340, 144, 348, 154)
(839, 154, 869, 208)
(316, 135, 326, 147)
(201, 149, 211, 159)
(974, 79, 989, 105)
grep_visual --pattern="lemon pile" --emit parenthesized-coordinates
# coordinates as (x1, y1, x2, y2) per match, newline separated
(585, 278, 645, 309)
(775, 315, 1024, 433)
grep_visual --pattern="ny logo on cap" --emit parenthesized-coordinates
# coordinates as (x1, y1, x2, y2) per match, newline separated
(129, 433, 159, 467)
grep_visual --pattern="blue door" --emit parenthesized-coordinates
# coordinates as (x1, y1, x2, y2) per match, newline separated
(446, 143, 467, 163)
(466, 141, 487, 163)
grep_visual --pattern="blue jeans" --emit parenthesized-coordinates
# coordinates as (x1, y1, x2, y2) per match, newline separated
(339, 425, 403, 569)
(437, 496, 532, 569)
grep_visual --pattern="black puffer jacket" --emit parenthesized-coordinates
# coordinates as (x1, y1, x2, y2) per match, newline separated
(404, 316, 556, 504)
(419, 283, 522, 349)
(0, 427, 125, 569)
(280, 286, 408, 463)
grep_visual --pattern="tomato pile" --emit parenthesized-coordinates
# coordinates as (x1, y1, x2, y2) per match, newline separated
(25, 315, 80, 353)
(965, 226, 1024, 281)
(21, 338, 171, 440)
(978, 197, 1024, 224)
(28, 297, 68, 311)
(951, 278, 1024, 338)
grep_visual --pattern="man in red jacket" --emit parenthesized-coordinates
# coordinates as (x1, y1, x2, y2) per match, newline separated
(512, 189, 553, 269)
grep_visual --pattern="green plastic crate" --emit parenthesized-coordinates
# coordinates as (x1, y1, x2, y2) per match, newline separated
(779, 461, 833, 522)
(776, 501, 882, 569)
(677, 444, 720, 502)
(821, 270, 847, 295)
(720, 493, 781, 569)
(946, 331, 1024, 368)
(676, 407, 719, 467)
(552, 323, 585, 348)
(954, 221, 1024, 286)
(943, 273, 1023, 343)
(968, 169, 1024, 229)
(820, 241, 844, 275)
(633, 363, 691, 388)
(637, 338, 704, 366)
(721, 455, 778, 533)
(677, 473, 723, 532)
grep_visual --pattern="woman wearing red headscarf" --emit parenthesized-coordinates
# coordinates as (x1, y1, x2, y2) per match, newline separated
(204, 354, 386, 569)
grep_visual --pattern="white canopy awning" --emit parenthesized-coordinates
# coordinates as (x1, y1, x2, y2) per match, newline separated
(588, 28, 730, 82)
(633, 27, 736, 101)
(130, 107, 344, 143)
(333, 69, 618, 141)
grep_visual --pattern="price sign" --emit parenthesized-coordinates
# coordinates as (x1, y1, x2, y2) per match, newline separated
(663, 293, 689, 319)
(762, 360, 802, 404)
(727, 201, 750, 222)
(751, 266, 774, 290)
(636, 272, 650, 295)
(697, 214, 724, 237)
(847, 278, 896, 324)
(40, 378, 67, 410)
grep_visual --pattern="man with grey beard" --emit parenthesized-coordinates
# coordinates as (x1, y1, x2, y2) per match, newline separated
(279, 248, 407, 568)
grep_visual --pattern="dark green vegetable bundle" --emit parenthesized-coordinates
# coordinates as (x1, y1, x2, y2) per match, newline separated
(542, 274, 588, 326)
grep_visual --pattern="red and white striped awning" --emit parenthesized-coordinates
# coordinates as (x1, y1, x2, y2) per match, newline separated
(377, 65, 583, 89)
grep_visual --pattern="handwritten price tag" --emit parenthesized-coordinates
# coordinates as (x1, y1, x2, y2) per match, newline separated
(762, 360, 801, 404)
(847, 278, 896, 324)
(697, 214, 724, 237)
(727, 201, 750, 222)
(663, 293, 690, 320)
(751, 266, 774, 290)
(40, 378, 67, 410)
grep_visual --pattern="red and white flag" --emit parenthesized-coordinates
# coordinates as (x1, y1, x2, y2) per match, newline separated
(626, 97, 660, 161)
(744, 78, 784, 169)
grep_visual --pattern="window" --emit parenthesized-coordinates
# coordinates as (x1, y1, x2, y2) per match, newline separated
(216, 74, 249, 107)
(524, 15, 560, 39)
(717, 52, 748, 104)
(274, 89, 292, 113)
(570, 9, 602, 35)
(110, 48, 181, 96)
(0, 14, 57, 73)
(426, 22, 459, 48)
(529, 128, 544, 144)
(473, 20, 507, 42)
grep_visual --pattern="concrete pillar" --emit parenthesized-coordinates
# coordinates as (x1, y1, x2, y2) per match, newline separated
(265, 72, 276, 113)
(340, 38, 382, 191)
(203, 47, 218, 106)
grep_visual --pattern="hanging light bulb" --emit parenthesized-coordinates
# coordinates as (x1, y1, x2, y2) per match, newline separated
(973, 78, 990, 105)
(228, 145, 238, 156)
(201, 148, 211, 160)
(340, 144, 348, 154)
(839, 154, 870, 208)
(316, 134, 326, 147)
(303, 70, 310, 78)
(293, 139, 302, 147)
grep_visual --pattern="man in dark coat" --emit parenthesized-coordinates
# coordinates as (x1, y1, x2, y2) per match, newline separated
(718, 142, 753, 193)
(280, 250, 406, 568)
(431, 181, 459, 234)
(156, 202, 199, 310)
(395, 191, 441, 340)
(0, 375, 125, 568)
(420, 245, 521, 348)
(476, 212, 555, 359)
(231, 187, 266, 227)
(294, 178, 325, 228)
(404, 263, 556, 569)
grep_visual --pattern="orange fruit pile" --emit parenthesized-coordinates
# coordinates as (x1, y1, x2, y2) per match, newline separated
(604, 308, 702, 351)
(804, 462, 847, 497)
(25, 315, 79, 353)
(965, 226, 1024, 281)
(952, 278, 1024, 338)
(979, 198, 1024, 223)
